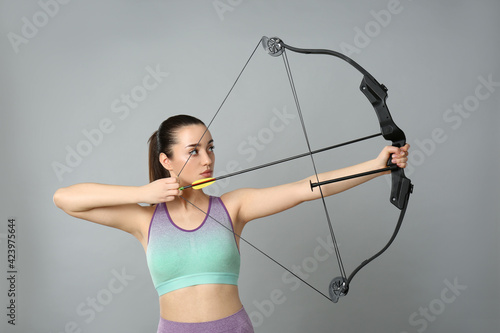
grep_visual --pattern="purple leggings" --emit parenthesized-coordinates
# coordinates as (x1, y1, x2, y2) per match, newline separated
(157, 307, 254, 333)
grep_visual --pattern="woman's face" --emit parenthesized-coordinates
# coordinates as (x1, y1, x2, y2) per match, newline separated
(162, 124, 215, 187)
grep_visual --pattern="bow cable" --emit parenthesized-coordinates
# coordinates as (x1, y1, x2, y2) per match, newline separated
(173, 36, 336, 302)
(168, 37, 336, 301)
(281, 49, 347, 282)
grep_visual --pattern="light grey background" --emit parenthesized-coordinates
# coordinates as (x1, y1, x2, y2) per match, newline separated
(1, 0, 499, 332)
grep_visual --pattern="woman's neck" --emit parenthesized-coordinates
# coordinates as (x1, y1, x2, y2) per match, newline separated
(172, 190, 209, 211)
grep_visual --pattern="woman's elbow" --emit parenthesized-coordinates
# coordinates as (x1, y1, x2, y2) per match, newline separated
(53, 187, 68, 210)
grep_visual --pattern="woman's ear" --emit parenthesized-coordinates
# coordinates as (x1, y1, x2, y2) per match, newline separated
(159, 152, 173, 172)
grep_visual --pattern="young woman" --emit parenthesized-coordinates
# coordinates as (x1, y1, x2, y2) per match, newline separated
(53, 114, 410, 333)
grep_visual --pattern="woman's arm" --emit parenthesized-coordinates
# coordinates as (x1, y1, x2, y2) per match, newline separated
(53, 178, 180, 239)
(226, 144, 409, 225)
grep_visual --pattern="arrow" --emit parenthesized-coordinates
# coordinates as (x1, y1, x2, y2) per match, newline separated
(309, 165, 398, 189)
(178, 133, 382, 191)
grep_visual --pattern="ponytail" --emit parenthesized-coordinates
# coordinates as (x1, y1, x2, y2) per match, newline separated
(148, 130, 169, 182)
(147, 115, 205, 183)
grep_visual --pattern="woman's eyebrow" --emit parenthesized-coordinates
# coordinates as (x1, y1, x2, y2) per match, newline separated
(185, 139, 214, 149)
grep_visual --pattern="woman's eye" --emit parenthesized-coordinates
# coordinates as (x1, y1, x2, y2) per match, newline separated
(209, 146, 215, 152)
(189, 149, 198, 155)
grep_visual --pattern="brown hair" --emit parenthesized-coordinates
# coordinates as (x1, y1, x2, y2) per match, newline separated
(147, 115, 205, 182)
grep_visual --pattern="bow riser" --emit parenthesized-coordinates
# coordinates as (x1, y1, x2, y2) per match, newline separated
(359, 75, 413, 209)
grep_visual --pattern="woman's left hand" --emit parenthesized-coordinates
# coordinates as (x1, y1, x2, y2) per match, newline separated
(376, 143, 410, 169)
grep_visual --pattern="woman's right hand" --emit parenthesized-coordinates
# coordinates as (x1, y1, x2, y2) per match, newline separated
(140, 177, 181, 204)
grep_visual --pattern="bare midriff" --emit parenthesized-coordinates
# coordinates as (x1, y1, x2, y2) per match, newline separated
(158, 284, 242, 322)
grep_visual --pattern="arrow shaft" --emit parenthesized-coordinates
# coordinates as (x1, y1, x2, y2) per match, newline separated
(310, 165, 398, 189)
(181, 133, 382, 190)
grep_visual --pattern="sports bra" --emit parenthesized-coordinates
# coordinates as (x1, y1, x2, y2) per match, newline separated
(146, 196, 240, 296)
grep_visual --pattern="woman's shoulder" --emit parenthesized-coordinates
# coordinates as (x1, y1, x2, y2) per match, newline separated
(219, 189, 253, 230)
(219, 188, 258, 217)
(220, 188, 254, 205)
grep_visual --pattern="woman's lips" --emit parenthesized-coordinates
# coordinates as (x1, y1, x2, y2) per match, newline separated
(200, 171, 212, 178)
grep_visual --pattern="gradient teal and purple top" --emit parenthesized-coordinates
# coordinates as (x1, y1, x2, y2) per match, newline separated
(146, 196, 240, 296)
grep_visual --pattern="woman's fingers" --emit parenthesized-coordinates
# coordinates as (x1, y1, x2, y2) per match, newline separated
(391, 143, 410, 168)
